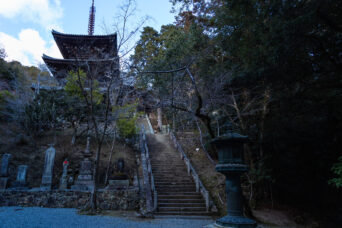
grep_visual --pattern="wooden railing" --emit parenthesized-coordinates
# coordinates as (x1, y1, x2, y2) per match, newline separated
(140, 126, 157, 212)
(169, 131, 214, 212)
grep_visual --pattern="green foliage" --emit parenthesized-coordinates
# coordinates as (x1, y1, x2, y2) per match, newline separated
(114, 103, 140, 139)
(329, 156, 342, 188)
(0, 90, 13, 104)
(65, 69, 103, 105)
(23, 90, 87, 136)
(117, 117, 138, 139)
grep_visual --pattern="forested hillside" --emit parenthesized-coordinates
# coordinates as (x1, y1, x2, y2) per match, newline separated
(0, 47, 57, 121)
(130, 0, 342, 225)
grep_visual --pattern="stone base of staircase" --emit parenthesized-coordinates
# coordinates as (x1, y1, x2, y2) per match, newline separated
(147, 134, 214, 217)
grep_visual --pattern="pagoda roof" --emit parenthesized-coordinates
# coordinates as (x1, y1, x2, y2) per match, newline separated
(52, 30, 117, 59)
(42, 54, 118, 79)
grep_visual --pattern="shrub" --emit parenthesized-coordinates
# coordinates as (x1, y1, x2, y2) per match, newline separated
(329, 156, 342, 188)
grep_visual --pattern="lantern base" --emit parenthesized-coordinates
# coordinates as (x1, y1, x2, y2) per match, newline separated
(215, 215, 257, 228)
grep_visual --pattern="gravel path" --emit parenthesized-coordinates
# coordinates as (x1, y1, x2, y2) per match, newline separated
(0, 207, 214, 228)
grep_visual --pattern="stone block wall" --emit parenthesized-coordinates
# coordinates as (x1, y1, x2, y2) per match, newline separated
(0, 188, 139, 210)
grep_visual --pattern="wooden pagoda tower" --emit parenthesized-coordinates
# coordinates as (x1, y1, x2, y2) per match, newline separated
(42, 0, 119, 86)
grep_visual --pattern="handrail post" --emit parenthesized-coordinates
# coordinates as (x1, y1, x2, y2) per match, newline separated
(205, 190, 209, 211)
(186, 159, 190, 174)
(195, 174, 199, 192)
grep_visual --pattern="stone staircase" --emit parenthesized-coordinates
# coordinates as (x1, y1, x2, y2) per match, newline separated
(147, 134, 212, 216)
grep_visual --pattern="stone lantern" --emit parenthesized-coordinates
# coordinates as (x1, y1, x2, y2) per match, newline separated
(211, 133, 256, 228)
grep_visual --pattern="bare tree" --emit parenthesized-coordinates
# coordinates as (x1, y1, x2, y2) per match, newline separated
(69, 0, 149, 212)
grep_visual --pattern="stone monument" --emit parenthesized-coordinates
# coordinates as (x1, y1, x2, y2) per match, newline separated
(12, 165, 28, 189)
(117, 158, 125, 173)
(0, 154, 12, 189)
(59, 159, 69, 190)
(71, 136, 94, 191)
(41, 146, 56, 190)
(106, 158, 129, 190)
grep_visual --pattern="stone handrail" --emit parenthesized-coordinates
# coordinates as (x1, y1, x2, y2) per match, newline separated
(169, 131, 214, 212)
(145, 114, 154, 134)
(140, 126, 157, 212)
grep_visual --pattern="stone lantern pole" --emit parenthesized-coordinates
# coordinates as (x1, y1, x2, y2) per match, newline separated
(210, 133, 256, 228)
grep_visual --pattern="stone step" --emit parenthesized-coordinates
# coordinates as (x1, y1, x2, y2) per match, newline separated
(153, 171, 189, 174)
(154, 211, 212, 216)
(158, 199, 205, 204)
(155, 183, 195, 187)
(158, 192, 202, 197)
(155, 182, 195, 186)
(154, 178, 193, 181)
(154, 179, 193, 182)
(154, 174, 190, 177)
(152, 167, 185, 169)
(156, 187, 197, 192)
(151, 163, 184, 166)
(153, 171, 188, 174)
(158, 203, 206, 207)
(151, 162, 184, 164)
(154, 175, 192, 179)
(152, 166, 185, 169)
(154, 175, 191, 178)
(158, 207, 207, 212)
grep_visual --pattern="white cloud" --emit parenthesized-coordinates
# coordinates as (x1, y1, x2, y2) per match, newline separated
(0, 0, 63, 30)
(0, 29, 62, 66)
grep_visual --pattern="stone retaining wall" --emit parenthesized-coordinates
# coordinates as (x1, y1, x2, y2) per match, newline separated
(0, 188, 139, 210)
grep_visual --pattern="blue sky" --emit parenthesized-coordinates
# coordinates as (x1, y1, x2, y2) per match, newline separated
(0, 0, 175, 66)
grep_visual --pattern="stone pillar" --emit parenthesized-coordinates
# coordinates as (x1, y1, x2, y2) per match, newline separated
(59, 160, 69, 190)
(210, 134, 256, 228)
(12, 165, 28, 189)
(41, 146, 56, 190)
(0, 154, 12, 189)
(71, 136, 94, 191)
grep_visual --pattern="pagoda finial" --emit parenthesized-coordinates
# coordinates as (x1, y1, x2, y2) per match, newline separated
(88, 0, 95, 35)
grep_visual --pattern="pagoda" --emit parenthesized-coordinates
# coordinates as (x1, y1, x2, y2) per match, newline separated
(42, 0, 119, 86)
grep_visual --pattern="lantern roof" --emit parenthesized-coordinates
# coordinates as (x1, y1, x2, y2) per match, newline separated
(210, 133, 248, 145)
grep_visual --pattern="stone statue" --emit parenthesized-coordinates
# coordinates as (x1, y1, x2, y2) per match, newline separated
(59, 159, 69, 190)
(117, 158, 125, 173)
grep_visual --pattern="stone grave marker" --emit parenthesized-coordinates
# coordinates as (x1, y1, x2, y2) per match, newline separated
(0, 154, 12, 189)
(41, 146, 56, 190)
(0, 154, 12, 177)
(12, 165, 28, 189)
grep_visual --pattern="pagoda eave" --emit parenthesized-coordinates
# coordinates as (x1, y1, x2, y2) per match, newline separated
(52, 30, 117, 59)
(42, 54, 118, 80)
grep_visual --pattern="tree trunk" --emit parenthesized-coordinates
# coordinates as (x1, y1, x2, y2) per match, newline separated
(89, 142, 103, 211)
(104, 130, 116, 185)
